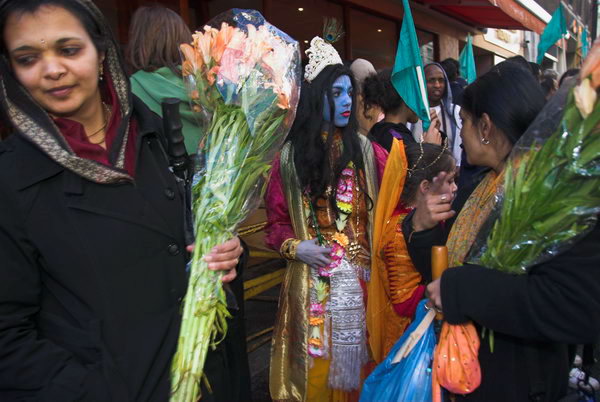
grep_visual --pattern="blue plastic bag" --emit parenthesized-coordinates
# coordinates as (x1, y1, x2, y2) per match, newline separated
(361, 300, 436, 401)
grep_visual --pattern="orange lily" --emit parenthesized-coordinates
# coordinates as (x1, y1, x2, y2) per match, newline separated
(206, 66, 220, 86)
(180, 43, 203, 74)
(212, 22, 236, 63)
(192, 28, 215, 66)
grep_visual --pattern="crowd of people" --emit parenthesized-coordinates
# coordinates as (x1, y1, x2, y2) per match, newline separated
(0, 1, 599, 401)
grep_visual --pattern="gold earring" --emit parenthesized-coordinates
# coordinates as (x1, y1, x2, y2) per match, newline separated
(99, 64, 104, 81)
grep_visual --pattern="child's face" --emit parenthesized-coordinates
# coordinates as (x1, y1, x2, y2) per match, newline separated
(437, 170, 458, 200)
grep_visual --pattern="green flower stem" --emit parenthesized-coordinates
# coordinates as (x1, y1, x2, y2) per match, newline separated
(476, 90, 600, 274)
(171, 101, 288, 402)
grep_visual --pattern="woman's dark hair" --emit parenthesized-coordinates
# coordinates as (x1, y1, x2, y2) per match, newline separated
(529, 62, 541, 81)
(362, 69, 404, 115)
(401, 143, 455, 206)
(461, 61, 545, 145)
(126, 6, 192, 76)
(287, 64, 369, 212)
(505, 56, 533, 74)
(0, 0, 109, 56)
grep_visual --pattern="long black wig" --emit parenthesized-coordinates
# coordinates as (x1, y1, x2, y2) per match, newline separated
(286, 64, 371, 213)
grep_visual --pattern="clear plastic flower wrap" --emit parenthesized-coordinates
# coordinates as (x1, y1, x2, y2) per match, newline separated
(467, 45, 600, 274)
(171, 9, 301, 401)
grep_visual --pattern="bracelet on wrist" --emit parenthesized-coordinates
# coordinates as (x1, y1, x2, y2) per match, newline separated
(280, 238, 302, 260)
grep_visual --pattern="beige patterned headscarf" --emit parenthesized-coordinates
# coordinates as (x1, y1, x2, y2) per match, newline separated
(0, 0, 134, 183)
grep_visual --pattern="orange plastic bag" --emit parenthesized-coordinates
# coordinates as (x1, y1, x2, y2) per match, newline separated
(432, 321, 481, 402)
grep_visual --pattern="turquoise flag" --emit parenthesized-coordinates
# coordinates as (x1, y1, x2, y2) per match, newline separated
(459, 34, 477, 84)
(392, 0, 430, 129)
(582, 28, 589, 58)
(536, 6, 567, 64)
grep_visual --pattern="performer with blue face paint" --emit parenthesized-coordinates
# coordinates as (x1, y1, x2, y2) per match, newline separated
(323, 75, 353, 128)
(265, 37, 389, 400)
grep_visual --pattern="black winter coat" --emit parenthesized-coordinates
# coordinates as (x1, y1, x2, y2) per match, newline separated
(403, 213, 600, 401)
(0, 99, 189, 401)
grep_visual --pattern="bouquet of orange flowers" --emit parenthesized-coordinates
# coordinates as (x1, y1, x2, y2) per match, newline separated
(171, 9, 300, 402)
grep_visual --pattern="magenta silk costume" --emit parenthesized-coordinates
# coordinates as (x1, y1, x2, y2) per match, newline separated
(265, 142, 388, 251)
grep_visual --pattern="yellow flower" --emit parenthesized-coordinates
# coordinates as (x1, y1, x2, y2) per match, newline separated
(309, 317, 324, 326)
(332, 232, 349, 247)
(308, 338, 322, 347)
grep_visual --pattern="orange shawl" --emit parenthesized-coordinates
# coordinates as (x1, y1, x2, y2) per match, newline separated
(367, 139, 422, 363)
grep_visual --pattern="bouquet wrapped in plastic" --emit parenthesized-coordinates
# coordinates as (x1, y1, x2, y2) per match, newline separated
(361, 300, 436, 401)
(171, 9, 301, 401)
(467, 42, 600, 273)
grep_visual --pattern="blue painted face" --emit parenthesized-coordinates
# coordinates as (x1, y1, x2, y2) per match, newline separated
(323, 75, 353, 128)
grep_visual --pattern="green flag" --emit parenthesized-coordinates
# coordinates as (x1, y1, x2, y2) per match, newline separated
(536, 5, 567, 64)
(459, 34, 477, 84)
(582, 28, 589, 58)
(392, 0, 430, 129)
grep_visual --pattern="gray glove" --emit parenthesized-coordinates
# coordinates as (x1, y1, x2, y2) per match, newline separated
(296, 239, 332, 268)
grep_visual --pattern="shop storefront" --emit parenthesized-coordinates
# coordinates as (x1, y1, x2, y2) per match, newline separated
(95, 0, 544, 72)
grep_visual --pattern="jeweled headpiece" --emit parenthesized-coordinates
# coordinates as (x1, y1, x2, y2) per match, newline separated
(304, 36, 343, 83)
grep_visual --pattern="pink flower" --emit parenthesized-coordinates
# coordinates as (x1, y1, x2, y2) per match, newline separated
(310, 303, 325, 316)
(319, 267, 332, 277)
(308, 346, 324, 357)
(218, 29, 246, 83)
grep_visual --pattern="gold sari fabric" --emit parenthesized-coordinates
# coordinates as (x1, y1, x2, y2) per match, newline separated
(446, 170, 505, 266)
(269, 135, 379, 402)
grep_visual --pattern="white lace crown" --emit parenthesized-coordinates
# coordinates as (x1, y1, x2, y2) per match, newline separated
(304, 36, 343, 83)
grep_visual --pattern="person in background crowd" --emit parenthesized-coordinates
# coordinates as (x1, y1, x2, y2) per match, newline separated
(265, 37, 387, 401)
(542, 69, 559, 99)
(126, 6, 251, 401)
(411, 63, 462, 166)
(126, 6, 201, 155)
(363, 69, 441, 152)
(440, 58, 467, 104)
(406, 62, 600, 401)
(559, 68, 580, 87)
(0, 0, 242, 400)
(350, 58, 382, 136)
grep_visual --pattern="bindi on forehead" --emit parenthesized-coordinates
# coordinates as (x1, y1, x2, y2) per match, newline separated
(4, 6, 88, 52)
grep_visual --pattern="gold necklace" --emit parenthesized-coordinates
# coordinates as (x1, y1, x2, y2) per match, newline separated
(87, 102, 111, 145)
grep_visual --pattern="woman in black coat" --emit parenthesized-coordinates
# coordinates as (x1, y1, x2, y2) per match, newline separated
(405, 62, 600, 401)
(0, 0, 242, 400)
